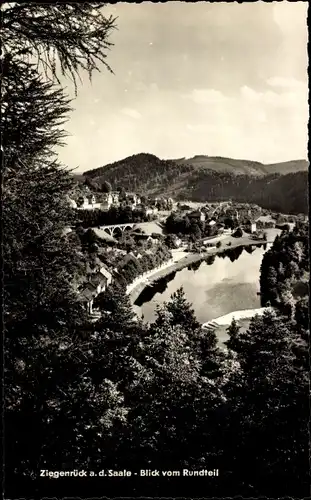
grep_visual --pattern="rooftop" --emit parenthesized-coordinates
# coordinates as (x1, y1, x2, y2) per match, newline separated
(99, 266, 112, 280)
(91, 272, 107, 286)
(133, 221, 163, 235)
(93, 228, 118, 242)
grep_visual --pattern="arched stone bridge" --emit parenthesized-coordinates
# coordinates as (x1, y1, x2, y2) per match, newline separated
(99, 222, 136, 237)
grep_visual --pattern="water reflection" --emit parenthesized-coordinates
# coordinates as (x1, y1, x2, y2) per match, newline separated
(134, 231, 280, 324)
(135, 245, 261, 313)
(135, 271, 176, 307)
(134, 233, 280, 323)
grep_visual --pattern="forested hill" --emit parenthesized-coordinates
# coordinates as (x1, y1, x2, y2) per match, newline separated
(82, 153, 308, 214)
(83, 153, 194, 193)
(84, 153, 308, 181)
(173, 155, 308, 176)
(179, 170, 309, 215)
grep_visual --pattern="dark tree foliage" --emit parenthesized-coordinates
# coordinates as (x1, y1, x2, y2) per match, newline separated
(260, 224, 309, 311)
(101, 180, 112, 192)
(75, 205, 149, 227)
(84, 152, 193, 192)
(223, 310, 309, 496)
(1, 58, 72, 171)
(3, 3, 118, 497)
(165, 212, 209, 238)
(2, 3, 116, 91)
(114, 244, 172, 285)
(3, 3, 309, 499)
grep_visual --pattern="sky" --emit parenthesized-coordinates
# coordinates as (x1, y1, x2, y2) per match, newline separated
(56, 1, 309, 172)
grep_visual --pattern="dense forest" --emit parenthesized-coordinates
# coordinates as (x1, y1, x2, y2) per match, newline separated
(260, 223, 309, 317)
(84, 152, 194, 193)
(181, 169, 308, 214)
(83, 154, 308, 214)
(3, 4, 309, 499)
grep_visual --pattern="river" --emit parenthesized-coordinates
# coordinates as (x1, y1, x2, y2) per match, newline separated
(133, 229, 281, 337)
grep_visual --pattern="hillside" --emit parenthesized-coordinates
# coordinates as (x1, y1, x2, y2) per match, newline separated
(179, 170, 308, 214)
(83, 153, 193, 194)
(174, 155, 308, 176)
(261, 160, 309, 175)
(81, 153, 309, 214)
(174, 155, 268, 176)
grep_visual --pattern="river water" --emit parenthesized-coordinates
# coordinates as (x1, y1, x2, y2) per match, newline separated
(134, 229, 281, 326)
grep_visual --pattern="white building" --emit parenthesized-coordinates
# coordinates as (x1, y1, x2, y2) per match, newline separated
(99, 266, 112, 286)
(126, 192, 139, 207)
(146, 207, 158, 216)
(111, 191, 120, 205)
(77, 195, 101, 210)
(68, 197, 77, 208)
(101, 193, 113, 210)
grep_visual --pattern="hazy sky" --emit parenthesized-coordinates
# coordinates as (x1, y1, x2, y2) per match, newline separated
(56, 1, 308, 172)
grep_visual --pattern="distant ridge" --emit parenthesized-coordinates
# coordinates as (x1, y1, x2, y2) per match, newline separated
(174, 155, 308, 176)
(79, 153, 308, 215)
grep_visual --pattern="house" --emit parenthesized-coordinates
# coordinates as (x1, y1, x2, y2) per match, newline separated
(188, 210, 206, 222)
(126, 192, 139, 207)
(79, 283, 98, 314)
(111, 191, 120, 205)
(93, 228, 118, 244)
(76, 195, 101, 210)
(255, 215, 276, 228)
(133, 222, 163, 236)
(146, 207, 158, 216)
(99, 266, 112, 286)
(170, 235, 182, 248)
(118, 253, 139, 269)
(245, 220, 257, 233)
(67, 197, 77, 208)
(76, 196, 89, 209)
(216, 223, 225, 233)
(79, 265, 113, 316)
(61, 227, 73, 237)
(135, 203, 145, 211)
(100, 193, 113, 210)
(91, 272, 108, 294)
(131, 230, 150, 241)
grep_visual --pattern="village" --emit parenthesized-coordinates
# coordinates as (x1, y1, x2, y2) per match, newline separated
(66, 189, 301, 320)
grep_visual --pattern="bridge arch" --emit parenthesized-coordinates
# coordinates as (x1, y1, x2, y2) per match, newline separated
(122, 224, 135, 233)
(112, 226, 123, 238)
(101, 222, 136, 238)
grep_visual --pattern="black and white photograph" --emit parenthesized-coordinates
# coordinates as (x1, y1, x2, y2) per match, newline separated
(2, 1, 309, 498)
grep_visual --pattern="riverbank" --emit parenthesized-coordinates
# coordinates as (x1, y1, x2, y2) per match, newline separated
(201, 307, 274, 347)
(127, 234, 272, 304)
(202, 307, 273, 330)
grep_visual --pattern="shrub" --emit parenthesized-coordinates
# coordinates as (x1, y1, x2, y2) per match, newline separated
(233, 227, 243, 238)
